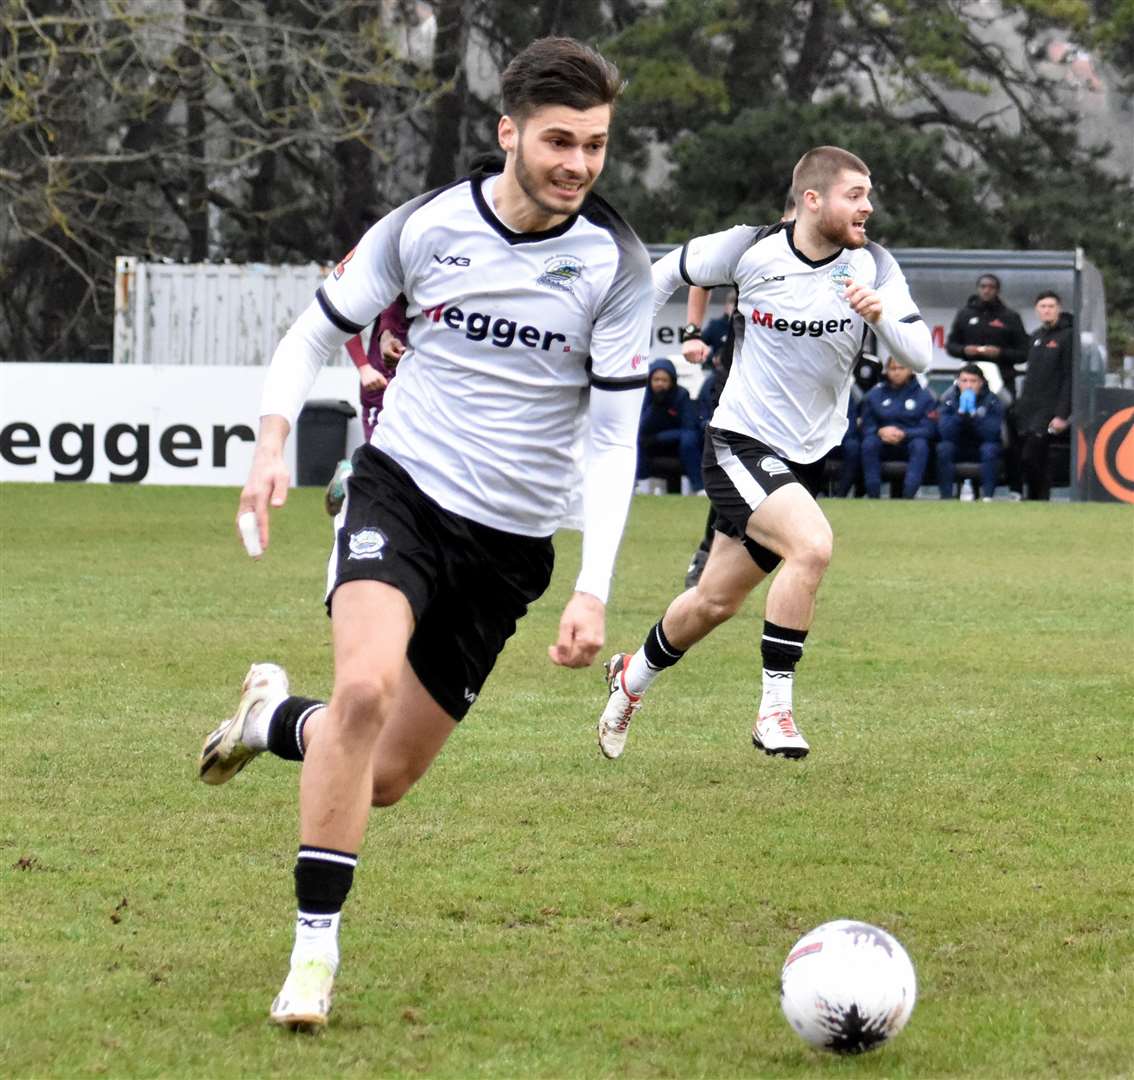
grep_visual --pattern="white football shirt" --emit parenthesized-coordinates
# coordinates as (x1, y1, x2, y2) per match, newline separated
(653, 221, 930, 463)
(268, 172, 652, 537)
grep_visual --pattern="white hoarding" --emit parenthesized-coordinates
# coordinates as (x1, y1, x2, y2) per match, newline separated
(0, 364, 363, 486)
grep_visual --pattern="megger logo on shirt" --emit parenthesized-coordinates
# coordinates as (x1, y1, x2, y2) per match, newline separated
(420, 302, 570, 352)
(751, 309, 853, 337)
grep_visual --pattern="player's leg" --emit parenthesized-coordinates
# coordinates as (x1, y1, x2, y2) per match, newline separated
(271, 579, 433, 1032)
(743, 481, 833, 759)
(598, 532, 766, 759)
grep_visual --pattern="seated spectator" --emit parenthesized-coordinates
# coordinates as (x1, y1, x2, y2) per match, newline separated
(945, 273, 1029, 402)
(936, 363, 1005, 500)
(637, 358, 703, 494)
(836, 391, 864, 498)
(860, 357, 937, 498)
(1012, 291, 1073, 501)
(701, 290, 736, 368)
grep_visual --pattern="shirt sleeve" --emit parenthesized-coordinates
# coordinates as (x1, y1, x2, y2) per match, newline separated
(869, 246, 932, 373)
(587, 236, 653, 389)
(575, 383, 645, 603)
(259, 194, 430, 427)
(651, 225, 759, 316)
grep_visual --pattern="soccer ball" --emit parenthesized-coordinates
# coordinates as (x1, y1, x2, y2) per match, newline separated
(779, 920, 916, 1054)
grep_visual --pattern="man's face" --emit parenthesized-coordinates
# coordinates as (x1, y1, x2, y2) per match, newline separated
(1035, 296, 1061, 326)
(499, 104, 610, 218)
(650, 369, 674, 397)
(957, 371, 984, 393)
(977, 278, 1000, 302)
(815, 170, 873, 250)
(886, 358, 913, 387)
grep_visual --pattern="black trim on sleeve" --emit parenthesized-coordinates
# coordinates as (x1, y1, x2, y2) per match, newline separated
(316, 286, 367, 335)
(678, 241, 697, 287)
(590, 373, 649, 391)
(899, 313, 924, 324)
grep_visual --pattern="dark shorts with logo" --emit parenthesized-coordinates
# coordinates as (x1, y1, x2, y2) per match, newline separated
(327, 444, 555, 720)
(701, 427, 828, 573)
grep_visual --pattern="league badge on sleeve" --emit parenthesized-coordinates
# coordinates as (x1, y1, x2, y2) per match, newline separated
(333, 247, 356, 280)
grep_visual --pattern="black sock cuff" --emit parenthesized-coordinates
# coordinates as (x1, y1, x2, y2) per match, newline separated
(642, 619, 684, 670)
(267, 696, 324, 761)
(295, 847, 358, 915)
(761, 620, 807, 671)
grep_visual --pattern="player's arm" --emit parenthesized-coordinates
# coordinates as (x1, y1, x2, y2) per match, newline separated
(681, 287, 712, 364)
(844, 261, 932, 374)
(548, 383, 644, 669)
(650, 225, 757, 318)
(241, 205, 411, 554)
(549, 243, 652, 668)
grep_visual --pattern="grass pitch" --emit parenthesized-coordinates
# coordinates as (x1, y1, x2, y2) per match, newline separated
(1, 483, 1132, 1078)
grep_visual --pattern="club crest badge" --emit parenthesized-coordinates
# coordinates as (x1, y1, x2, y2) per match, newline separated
(538, 255, 584, 292)
(829, 262, 854, 291)
(348, 528, 387, 560)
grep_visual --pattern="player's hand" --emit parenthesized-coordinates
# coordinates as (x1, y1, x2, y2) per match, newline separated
(1048, 416, 1069, 435)
(547, 591, 606, 668)
(681, 339, 709, 365)
(236, 434, 290, 557)
(359, 364, 387, 390)
(379, 331, 406, 365)
(842, 280, 883, 324)
(879, 425, 904, 444)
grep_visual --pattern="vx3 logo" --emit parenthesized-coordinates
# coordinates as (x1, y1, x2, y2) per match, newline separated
(433, 254, 471, 266)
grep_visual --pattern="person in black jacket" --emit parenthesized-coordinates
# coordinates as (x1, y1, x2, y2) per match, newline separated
(1013, 291, 1073, 500)
(946, 274, 1030, 401)
(637, 357, 703, 493)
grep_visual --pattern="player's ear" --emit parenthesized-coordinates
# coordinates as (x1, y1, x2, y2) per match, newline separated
(498, 114, 518, 154)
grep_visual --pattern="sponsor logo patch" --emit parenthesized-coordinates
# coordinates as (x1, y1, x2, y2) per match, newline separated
(348, 527, 387, 560)
(760, 456, 791, 476)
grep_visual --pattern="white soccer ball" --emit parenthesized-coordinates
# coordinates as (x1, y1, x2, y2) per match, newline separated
(779, 920, 917, 1054)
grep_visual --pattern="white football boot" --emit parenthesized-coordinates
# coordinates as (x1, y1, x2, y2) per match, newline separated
(597, 653, 642, 760)
(270, 956, 335, 1032)
(198, 663, 289, 784)
(752, 708, 810, 759)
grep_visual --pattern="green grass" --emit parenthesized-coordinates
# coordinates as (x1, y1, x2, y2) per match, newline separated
(2, 483, 1132, 1078)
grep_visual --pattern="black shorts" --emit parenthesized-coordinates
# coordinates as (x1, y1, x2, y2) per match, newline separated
(701, 427, 828, 573)
(327, 445, 555, 720)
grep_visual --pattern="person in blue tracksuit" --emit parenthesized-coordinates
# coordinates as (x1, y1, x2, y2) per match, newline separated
(637, 357, 703, 492)
(859, 357, 938, 498)
(936, 363, 1005, 499)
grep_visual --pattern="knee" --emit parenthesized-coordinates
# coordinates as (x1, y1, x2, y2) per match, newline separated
(861, 435, 880, 455)
(691, 582, 746, 626)
(329, 673, 396, 741)
(786, 526, 833, 580)
(370, 762, 418, 808)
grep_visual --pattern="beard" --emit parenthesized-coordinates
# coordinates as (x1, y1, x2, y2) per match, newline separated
(514, 138, 589, 218)
(817, 207, 867, 250)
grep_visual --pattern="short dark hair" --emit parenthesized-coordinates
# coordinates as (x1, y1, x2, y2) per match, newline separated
(791, 146, 870, 202)
(1035, 290, 1062, 305)
(977, 273, 1001, 289)
(501, 37, 623, 121)
(959, 362, 986, 381)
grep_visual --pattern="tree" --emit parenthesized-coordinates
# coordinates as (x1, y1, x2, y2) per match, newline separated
(600, 0, 1133, 356)
(0, 0, 437, 360)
